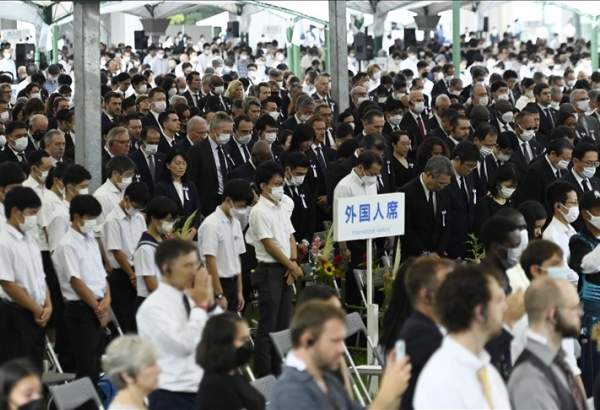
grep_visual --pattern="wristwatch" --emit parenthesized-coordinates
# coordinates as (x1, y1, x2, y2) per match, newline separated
(215, 293, 224, 300)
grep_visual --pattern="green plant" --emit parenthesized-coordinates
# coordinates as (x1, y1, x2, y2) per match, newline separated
(465, 233, 485, 263)
(174, 211, 197, 240)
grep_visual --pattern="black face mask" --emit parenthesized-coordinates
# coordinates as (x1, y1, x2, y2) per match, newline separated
(31, 131, 45, 141)
(234, 342, 254, 367)
(18, 399, 43, 410)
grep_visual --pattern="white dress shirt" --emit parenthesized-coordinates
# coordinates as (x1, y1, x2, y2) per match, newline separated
(198, 207, 246, 278)
(333, 169, 377, 200)
(413, 336, 511, 409)
(245, 195, 295, 263)
(136, 282, 219, 392)
(542, 216, 580, 285)
(0, 202, 5, 232)
(102, 206, 147, 269)
(133, 235, 160, 298)
(94, 179, 123, 229)
(52, 227, 107, 301)
(209, 137, 226, 194)
(0, 225, 47, 306)
(46, 199, 70, 252)
(506, 264, 531, 293)
(22, 175, 49, 251)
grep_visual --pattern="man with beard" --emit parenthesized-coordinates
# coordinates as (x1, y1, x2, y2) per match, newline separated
(508, 277, 586, 410)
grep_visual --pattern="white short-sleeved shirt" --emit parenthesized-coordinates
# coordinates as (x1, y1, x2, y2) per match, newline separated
(0, 225, 47, 306)
(333, 169, 377, 201)
(102, 205, 147, 269)
(46, 200, 70, 252)
(133, 233, 161, 298)
(245, 195, 295, 263)
(52, 227, 107, 301)
(22, 176, 50, 251)
(94, 179, 123, 229)
(542, 216, 580, 285)
(198, 207, 246, 278)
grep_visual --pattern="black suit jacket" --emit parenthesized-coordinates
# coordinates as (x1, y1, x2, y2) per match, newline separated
(284, 184, 316, 244)
(400, 177, 448, 259)
(311, 92, 338, 117)
(101, 112, 118, 137)
(508, 137, 544, 176)
(130, 150, 165, 196)
(399, 112, 428, 149)
(560, 169, 600, 199)
(443, 173, 477, 259)
(62, 130, 75, 162)
(154, 180, 202, 227)
(230, 161, 256, 186)
(175, 137, 193, 154)
(326, 155, 356, 206)
(158, 135, 177, 155)
(281, 115, 299, 131)
(182, 89, 204, 112)
(431, 79, 450, 101)
(0, 147, 28, 171)
(536, 104, 556, 140)
(226, 138, 253, 170)
(141, 112, 161, 130)
(398, 311, 443, 410)
(514, 155, 560, 206)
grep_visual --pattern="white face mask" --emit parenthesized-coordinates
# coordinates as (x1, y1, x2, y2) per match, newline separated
(81, 219, 97, 235)
(557, 159, 569, 170)
(497, 152, 511, 162)
(389, 114, 403, 126)
(480, 146, 494, 157)
(270, 185, 284, 202)
(372, 71, 381, 81)
(477, 96, 489, 106)
(117, 176, 133, 190)
(14, 136, 28, 152)
(501, 111, 514, 123)
(39, 170, 49, 183)
(412, 101, 425, 114)
(0, 111, 8, 121)
(587, 211, 600, 230)
(496, 93, 509, 101)
(577, 99, 590, 112)
(519, 127, 535, 142)
(499, 186, 515, 199)
(582, 166, 596, 179)
(356, 96, 369, 105)
(217, 133, 230, 145)
(264, 132, 277, 144)
(0, 134, 5, 148)
(299, 114, 311, 122)
(158, 220, 174, 235)
(237, 134, 252, 145)
(137, 84, 147, 94)
(78, 187, 89, 195)
(19, 214, 38, 233)
(152, 101, 166, 113)
(144, 144, 158, 155)
(31, 92, 41, 100)
(268, 111, 279, 120)
(290, 175, 305, 186)
(214, 86, 224, 95)
(361, 175, 378, 186)
(546, 266, 571, 280)
(562, 205, 580, 224)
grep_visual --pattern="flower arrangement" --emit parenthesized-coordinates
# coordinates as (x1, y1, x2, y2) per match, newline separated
(305, 227, 346, 286)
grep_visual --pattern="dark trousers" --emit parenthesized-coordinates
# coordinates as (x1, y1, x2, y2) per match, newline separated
(346, 240, 366, 308)
(148, 389, 196, 410)
(64, 301, 105, 386)
(108, 268, 137, 333)
(251, 263, 292, 377)
(0, 300, 44, 370)
(220, 277, 238, 312)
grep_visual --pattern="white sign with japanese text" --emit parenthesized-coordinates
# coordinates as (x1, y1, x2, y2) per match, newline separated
(333, 193, 405, 242)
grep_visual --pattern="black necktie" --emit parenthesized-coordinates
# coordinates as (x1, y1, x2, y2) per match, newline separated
(315, 146, 327, 170)
(522, 142, 532, 163)
(217, 145, 229, 179)
(427, 190, 435, 219)
(583, 179, 591, 192)
(555, 169, 560, 179)
(194, 93, 200, 107)
(148, 154, 156, 181)
(242, 144, 250, 162)
(554, 350, 586, 410)
(182, 294, 191, 318)
(546, 108, 555, 127)
(17, 152, 25, 162)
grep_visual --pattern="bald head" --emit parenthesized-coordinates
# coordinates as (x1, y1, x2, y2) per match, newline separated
(409, 90, 424, 103)
(525, 277, 562, 323)
(30, 114, 49, 133)
(252, 140, 273, 163)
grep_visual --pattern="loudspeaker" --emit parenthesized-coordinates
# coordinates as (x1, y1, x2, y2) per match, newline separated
(227, 21, 240, 38)
(15, 43, 34, 68)
(353, 32, 373, 61)
(483, 17, 489, 32)
(134, 30, 147, 50)
(404, 28, 416, 47)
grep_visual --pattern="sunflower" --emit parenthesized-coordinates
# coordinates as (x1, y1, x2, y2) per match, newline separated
(322, 261, 335, 276)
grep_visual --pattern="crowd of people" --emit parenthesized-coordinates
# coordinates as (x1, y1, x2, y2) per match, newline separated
(0, 23, 600, 410)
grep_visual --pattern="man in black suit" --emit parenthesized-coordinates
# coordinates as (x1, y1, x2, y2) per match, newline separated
(459, 66, 487, 104)
(188, 111, 235, 217)
(427, 94, 451, 132)
(181, 71, 204, 113)
(561, 141, 600, 198)
(227, 114, 254, 170)
(509, 111, 544, 176)
(472, 125, 499, 199)
(201, 76, 230, 114)
(534, 82, 556, 138)
(141, 88, 167, 131)
(130, 127, 164, 195)
(157, 110, 181, 154)
(399, 90, 428, 150)
(311, 73, 337, 117)
(443, 113, 471, 153)
(102, 126, 131, 182)
(176, 115, 208, 154)
(443, 142, 480, 259)
(230, 140, 272, 188)
(396, 256, 452, 410)
(101, 91, 122, 137)
(55, 108, 75, 162)
(0, 121, 29, 167)
(430, 63, 455, 101)
(281, 94, 315, 131)
(514, 137, 573, 206)
(400, 155, 452, 260)
(283, 152, 316, 245)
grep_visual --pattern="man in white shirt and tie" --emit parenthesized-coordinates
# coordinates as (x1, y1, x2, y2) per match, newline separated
(414, 264, 511, 409)
(137, 238, 217, 410)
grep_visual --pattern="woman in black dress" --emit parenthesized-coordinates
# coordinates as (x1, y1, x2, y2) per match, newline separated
(196, 313, 265, 410)
(472, 163, 520, 237)
(390, 129, 417, 189)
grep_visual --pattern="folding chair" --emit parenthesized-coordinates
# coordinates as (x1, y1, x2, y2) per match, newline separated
(352, 269, 369, 310)
(48, 377, 104, 410)
(251, 375, 277, 405)
(269, 329, 293, 361)
(42, 337, 76, 386)
(109, 307, 124, 337)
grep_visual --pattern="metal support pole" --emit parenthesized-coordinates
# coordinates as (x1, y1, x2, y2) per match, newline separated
(324, 27, 331, 74)
(452, 0, 461, 78)
(592, 16, 599, 72)
(328, 0, 349, 113)
(73, 1, 102, 190)
(52, 24, 59, 64)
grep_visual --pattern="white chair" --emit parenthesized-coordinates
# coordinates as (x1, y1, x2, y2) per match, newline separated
(48, 377, 104, 410)
(42, 336, 76, 386)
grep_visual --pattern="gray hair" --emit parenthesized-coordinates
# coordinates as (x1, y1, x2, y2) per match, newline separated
(169, 94, 187, 107)
(209, 111, 233, 131)
(424, 155, 453, 178)
(102, 335, 158, 389)
(242, 96, 260, 111)
(43, 129, 64, 146)
(296, 94, 315, 110)
(434, 94, 451, 108)
(187, 115, 207, 130)
(569, 88, 587, 104)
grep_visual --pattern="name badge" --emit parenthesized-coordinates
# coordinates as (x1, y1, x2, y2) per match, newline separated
(386, 160, 391, 175)
(183, 186, 190, 202)
(441, 210, 447, 227)
(311, 164, 318, 178)
(472, 189, 477, 205)
(300, 193, 308, 209)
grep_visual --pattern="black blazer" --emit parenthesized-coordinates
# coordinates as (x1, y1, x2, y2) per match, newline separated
(311, 92, 338, 116)
(536, 105, 556, 140)
(508, 137, 544, 176)
(399, 112, 428, 149)
(443, 173, 477, 259)
(226, 138, 253, 170)
(101, 112, 117, 137)
(0, 147, 28, 171)
(400, 177, 448, 260)
(230, 161, 256, 186)
(560, 169, 600, 198)
(196, 373, 265, 410)
(63, 130, 75, 162)
(431, 79, 450, 101)
(514, 155, 560, 206)
(154, 179, 202, 227)
(326, 155, 356, 206)
(281, 115, 299, 131)
(284, 183, 316, 244)
(141, 112, 161, 130)
(398, 311, 443, 410)
(181, 89, 204, 112)
(130, 149, 165, 196)
(306, 144, 335, 196)
(158, 135, 177, 155)
(175, 137, 193, 154)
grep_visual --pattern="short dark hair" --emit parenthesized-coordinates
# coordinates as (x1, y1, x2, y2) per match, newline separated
(124, 182, 150, 206)
(106, 156, 136, 178)
(0, 162, 25, 188)
(145, 196, 178, 220)
(155, 238, 198, 275)
(5, 121, 27, 135)
(284, 151, 310, 169)
(290, 300, 346, 348)
(579, 190, 600, 211)
(572, 142, 597, 160)
(520, 240, 563, 280)
(357, 150, 383, 169)
(69, 194, 102, 221)
(158, 109, 177, 127)
(518, 200, 548, 240)
(405, 256, 454, 307)
(436, 264, 500, 333)
(296, 285, 339, 308)
(4, 186, 41, 218)
(452, 141, 480, 162)
(195, 312, 244, 373)
(546, 181, 577, 209)
(27, 150, 50, 167)
(547, 137, 573, 156)
(255, 160, 284, 189)
(62, 164, 92, 187)
(103, 91, 123, 103)
(480, 216, 520, 251)
(223, 178, 254, 204)
(533, 82, 550, 96)
(141, 126, 161, 141)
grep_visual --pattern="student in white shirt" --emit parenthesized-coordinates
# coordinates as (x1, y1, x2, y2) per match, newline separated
(136, 238, 217, 410)
(199, 178, 253, 312)
(52, 194, 110, 386)
(103, 182, 149, 333)
(414, 264, 511, 410)
(0, 186, 51, 369)
(94, 155, 136, 229)
(133, 196, 178, 302)
(245, 161, 303, 377)
(0, 162, 25, 248)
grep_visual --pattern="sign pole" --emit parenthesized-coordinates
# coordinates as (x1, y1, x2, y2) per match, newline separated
(366, 238, 373, 306)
